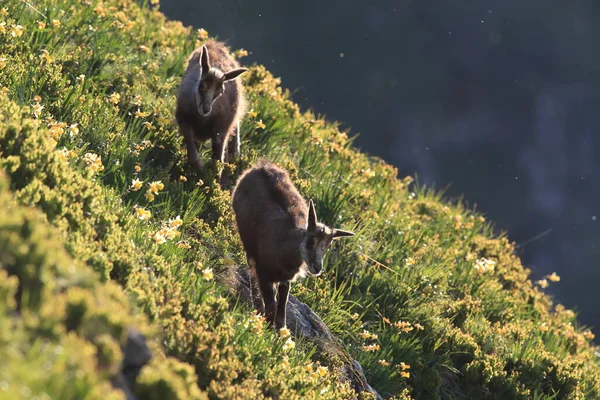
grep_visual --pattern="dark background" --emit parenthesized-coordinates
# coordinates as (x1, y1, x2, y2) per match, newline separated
(160, 1, 600, 334)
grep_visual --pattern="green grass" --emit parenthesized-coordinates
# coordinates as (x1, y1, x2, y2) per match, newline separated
(0, 0, 599, 399)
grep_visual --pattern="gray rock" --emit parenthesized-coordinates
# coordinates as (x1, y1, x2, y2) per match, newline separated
(229, 267, 383, 400)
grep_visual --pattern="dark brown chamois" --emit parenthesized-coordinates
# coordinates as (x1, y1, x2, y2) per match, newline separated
(175, 40, 248, 177)
(232, 161, 355, 329)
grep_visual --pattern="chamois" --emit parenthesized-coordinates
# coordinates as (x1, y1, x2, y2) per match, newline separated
(175, 40, 248, 178)
(232, 161, 355, 329)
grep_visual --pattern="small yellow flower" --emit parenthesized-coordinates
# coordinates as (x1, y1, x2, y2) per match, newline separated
(145, 190, 155, 202)
(51, 19, 61, 29)
(202, 268, 214, 281)
(82, 153, 104, 173)
(134, 206, 151, 221)
(247, 109, 258, 118)
(108, 92, 120, 105)
(197, 179, 204, 187)
(34, 95, 42, 103)
(68, 124, 79, 136)
(378, 360, 390, 367)
(547, 272, 560, 282)
(130, 178, 143, 191)
(583, 330, 595, 340)
(150, 0, 160, 4)
(134, 165, 141, 173)
(279, 327, 291, 338)
(179, 175, 188, 182)
(405, 257, 415, 266)
(0, 8, 8, 16)
(281, 356, 290, 369)
(538, 323, 549, 332)
(10, 25, 24, 37)
(169, 216, 183, 228)
(351, 313, 360, 320)
(197, 28, 209, 40)
(536, 279, 549, 289)
(361, 344, 380, 352)
(1, 87, 9, 95)
(176, 241, 191, 249)
(474, 257, 496, 274)
(414, 323, 425, 331)
(256, 119, 266, 129)
(399, 362, 411, 371)
(0, 57, 6, 69)
(151, 230, 166, 244)
(0, 22, 5, 34)
(48, 122, 67, 140)
(36, 20, 46, 29)
(359, 330, 378, 340)
(282, 337, 295, 351)
(134, 109, 150, 118)
(142, 121, 155, 130)
(139, 45, 150, 53)
(235, 49, 248, 58)
(400, 371, 410, 379)
(316, 366, 328, 377)
(148, 180, 164, 194)
(76, 74, 85, 83)
(32, 103, 44, 118)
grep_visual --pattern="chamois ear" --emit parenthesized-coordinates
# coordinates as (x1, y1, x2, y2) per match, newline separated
(332, 229, 355, 239)
(223, 68, 248, 81)
(307, 199, 317, 231)
(200, 45, 210, 75)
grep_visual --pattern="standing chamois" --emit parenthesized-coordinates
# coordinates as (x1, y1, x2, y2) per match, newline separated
(232, 160, 355, 329)
(175, 40, 248, 180)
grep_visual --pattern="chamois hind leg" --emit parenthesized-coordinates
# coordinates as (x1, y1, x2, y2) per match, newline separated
(257, 275, 276, 326)
(226, 122, 241, 161)
(180, 121, 202, 172)
(247, 257, 264, 313)
(275, 282, 290, 330)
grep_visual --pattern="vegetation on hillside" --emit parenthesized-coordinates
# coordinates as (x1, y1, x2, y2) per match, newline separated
(0, 0, 598, 399)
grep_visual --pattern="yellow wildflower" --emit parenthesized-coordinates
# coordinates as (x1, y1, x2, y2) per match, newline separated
(68, 124, 79, 136)
(393, 320, 413, 332)
(108, 92, 120, 105)
(256, 119, 266, 129)
(583, 330, 595, 340)
(282, 337, 296, 351)
(134, 206, 151, 221)
(134, 165, 141, 173)
(547, 272, 560, 282)
(197, 28, 209, 40)
(247, 109, 258, 118)
(279, 327, 291, 338)
(130, 178, 143, 191)
(351, 313, 360, 320)
(148, 181, 164, 194)
(32, 103, 44, 118)
(169, 216, 183, 228)
(48, 122, 67, 140)
(378, 360, 390, 367)
(202, 268, 214, 281)
(281, 356, 290, 369)
(139, 45, 150, 53)
(414, 323, 425, 331)
(51, 19, 61, 29)
(0, 8, 8, 16)
(361, 344, 380, 352)
(400, 371, 410, 379)
(145, 190, 155, 202)
(235, 49, 248, 58)
(76, 74, 85, 83)
(176, 241, 191, 249)
(134, 109, 150, 118)
(150, 0, 160, 4)
(10, 25, 24, 37)
(179, 175, 187, 182)
(399, 362, 411, 371)
(36, 20, 46, 29)
(0, 22, 5, 34)
(359, 330, 378, 340)
(197, 179, 204, 187)
(474, 257, 496, 274)
(405, 257, 415, 266)
(382, 317, 391, 324)
(0, 58, 6, 69)
(316, 366, 328, 377)
(151, 230, 167, 244)
(536, 279, 549, 289)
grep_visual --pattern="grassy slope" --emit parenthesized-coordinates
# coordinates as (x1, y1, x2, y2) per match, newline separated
(0, 0, 598, 399)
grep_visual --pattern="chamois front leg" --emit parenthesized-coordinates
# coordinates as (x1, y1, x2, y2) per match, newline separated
(257, 276, 276, 326)
(212, 134, 229, 186)
(247, 258, 264, 313)
(181, 122, 202, 172)
(275, 282, 290, 329)
(227, 122, 241, 161)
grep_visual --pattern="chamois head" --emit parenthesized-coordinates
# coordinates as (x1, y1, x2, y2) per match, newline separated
(196, 45, 248, 116)
(300, 199, 355, 276)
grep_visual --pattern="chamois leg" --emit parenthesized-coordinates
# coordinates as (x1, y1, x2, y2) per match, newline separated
(275, 282, 290, 329)
(227, 122, 241, 161)
(181, 122, 202, 171)
(247, 257, 264, 313)
(257, 276, 276, 326)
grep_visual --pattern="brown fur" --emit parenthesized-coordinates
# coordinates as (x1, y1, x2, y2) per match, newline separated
(232, 160, 355, 329)
(175, 40, 248, 180)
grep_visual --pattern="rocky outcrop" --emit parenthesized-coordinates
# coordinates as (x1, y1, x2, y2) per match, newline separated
(231, 267, 383, 400)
